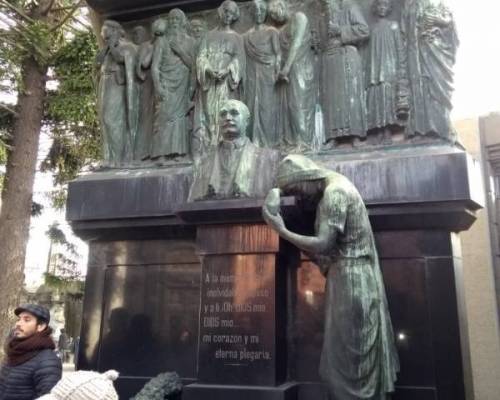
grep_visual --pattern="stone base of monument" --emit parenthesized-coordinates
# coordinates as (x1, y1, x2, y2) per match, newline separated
(183, 383, 298, 400)
(67, 145, 482, 400)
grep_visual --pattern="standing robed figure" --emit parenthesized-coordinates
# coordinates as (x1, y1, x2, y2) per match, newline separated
(401, 0, 459, 141)
(321, 0, 369, 147)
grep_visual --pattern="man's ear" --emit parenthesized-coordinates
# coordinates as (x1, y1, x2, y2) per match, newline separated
(36, 322, 48, 333)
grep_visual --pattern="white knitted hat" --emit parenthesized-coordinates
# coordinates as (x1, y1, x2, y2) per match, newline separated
(37, 370, 119, 400)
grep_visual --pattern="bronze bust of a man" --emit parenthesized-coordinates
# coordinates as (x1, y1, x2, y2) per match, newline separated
(189, 99, 278, 201)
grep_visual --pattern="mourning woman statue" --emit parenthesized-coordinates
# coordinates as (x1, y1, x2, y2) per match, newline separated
(262, 155, 399, 400)
(322, 0, 369, 149)
(97, 20, 138, 166)
(195, 0, 246, 148)
(401, 0, 459, 141)
(132, 26, 154, 161)
(244, 0, 281, 148)
(268, 0, 316, 153)
(365, 0, 409, 145)
(151, 11, 196, 161)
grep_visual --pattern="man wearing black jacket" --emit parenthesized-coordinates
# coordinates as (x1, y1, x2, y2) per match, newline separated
(0, 304, 62, 400)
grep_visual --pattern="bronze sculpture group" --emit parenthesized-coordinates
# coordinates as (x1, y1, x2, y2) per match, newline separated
(94, 2, 459, 397)
(96, 0, 458, 167)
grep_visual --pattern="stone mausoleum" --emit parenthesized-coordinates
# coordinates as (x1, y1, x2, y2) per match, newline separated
(66, 0, 485, 399)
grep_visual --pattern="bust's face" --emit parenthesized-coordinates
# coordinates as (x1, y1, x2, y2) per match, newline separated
(219, 102, 246, 140)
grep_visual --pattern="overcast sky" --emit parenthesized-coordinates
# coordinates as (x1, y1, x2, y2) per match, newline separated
(451, 0, 500, 119)
(19, 0, 500, 288)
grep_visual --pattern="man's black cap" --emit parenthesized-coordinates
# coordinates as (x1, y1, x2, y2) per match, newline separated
(14, 304, 50, 324)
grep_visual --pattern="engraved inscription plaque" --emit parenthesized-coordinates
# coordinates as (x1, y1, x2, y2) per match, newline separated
(196, 224, 281, 386)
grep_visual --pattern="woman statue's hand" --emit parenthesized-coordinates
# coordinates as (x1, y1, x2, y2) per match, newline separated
(263, 188, 286, 232)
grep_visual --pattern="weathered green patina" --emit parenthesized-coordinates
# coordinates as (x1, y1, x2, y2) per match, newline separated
(402, 0, 459, 141)
(194, 0, 245, 150)
(151, 9, 195, 161)
(189, 99, 278, 201)
(244, 0, 281, 148)
(97, 20, 138, 166)
(263, 155, 399, 400)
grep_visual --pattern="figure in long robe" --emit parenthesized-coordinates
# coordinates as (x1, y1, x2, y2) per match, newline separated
(244, 0, 281, 148)
(188, 18, 207, 159)
(97, 20, 138, 167)
(132, 25, 154, 161)
(194, 0, 246, 152)
(401, 0, 459, 141)
(321, 0, 369, 148)
(268, 0, 316, 153)
(151, 11, 195, 161)
(263, 155, 400, 400)
(365, 0, 409, 144)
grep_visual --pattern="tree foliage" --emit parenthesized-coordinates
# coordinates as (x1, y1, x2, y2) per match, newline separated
(0, 0, 99, 350)
(46, 222, 82, 280)
(1, 0, 101, 203)
(0, 107, 13, 190)
(41, 28, 101, 187)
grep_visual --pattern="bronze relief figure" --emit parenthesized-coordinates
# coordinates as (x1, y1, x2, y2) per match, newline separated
(244, 0, 281, 148)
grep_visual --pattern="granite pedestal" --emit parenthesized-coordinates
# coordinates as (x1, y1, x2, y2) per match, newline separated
(68, 146, 482, 399)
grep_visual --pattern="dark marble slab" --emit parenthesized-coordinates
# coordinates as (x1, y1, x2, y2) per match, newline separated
(197, 254, 278, 385)
(71, 148, 474, 400)
(67, 148, 483, 230)
(86, 0, 248, 19)
(77, 239, 202, 398)
(183, 382, 298, 400)
(195, 224, 286, 386)
(176, 197, 297, 225)
(316, 146, 484, 209)
(66, 167, 192, 222)
(287, 230, 465, 400)
(96, 265, 200, 377)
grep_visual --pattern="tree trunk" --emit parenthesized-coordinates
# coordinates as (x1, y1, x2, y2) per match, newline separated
(0, 56, 47, 352)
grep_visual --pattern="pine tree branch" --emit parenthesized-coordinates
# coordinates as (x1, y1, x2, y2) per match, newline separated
(0, 13, 35, 46)
(38, 0, 57, 17)
(1, 34, 30, 53)
(49, 0, 83, 33)
(50, 3, 87, 13)
(0, 1, 35, 23)
(0, 103, 18, 117)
